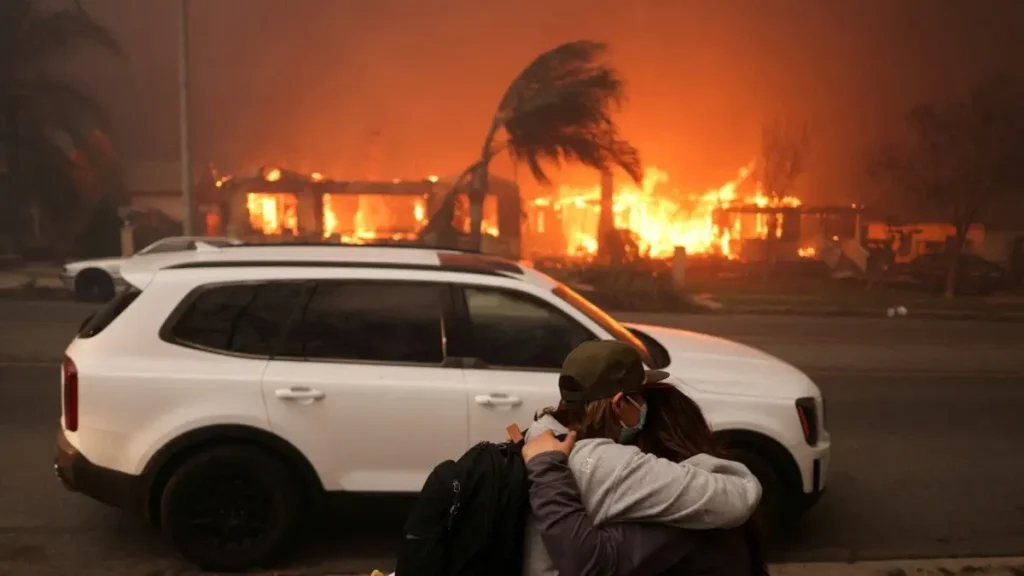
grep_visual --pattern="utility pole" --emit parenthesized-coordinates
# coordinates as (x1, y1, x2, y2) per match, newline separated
(178, 0, 194, 235)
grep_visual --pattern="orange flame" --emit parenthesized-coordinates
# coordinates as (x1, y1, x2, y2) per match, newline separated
(321, 194, 428, 243)
(246, 192, 297, 235)
(534, 163, 802, 259)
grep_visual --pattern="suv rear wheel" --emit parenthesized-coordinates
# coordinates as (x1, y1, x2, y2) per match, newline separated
(159, 445, 300, 572)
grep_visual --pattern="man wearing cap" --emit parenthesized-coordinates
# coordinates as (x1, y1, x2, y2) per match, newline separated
(519, 340, 763, 576)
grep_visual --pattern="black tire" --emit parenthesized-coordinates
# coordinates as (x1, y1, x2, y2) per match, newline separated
(74, 269, 115, 303)
(727, 447, 798, 546)
(159, 445, 300, 572)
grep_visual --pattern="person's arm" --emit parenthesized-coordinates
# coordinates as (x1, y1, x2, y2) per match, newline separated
(527, 451, 690, 576)
(570, 439, 762, 529)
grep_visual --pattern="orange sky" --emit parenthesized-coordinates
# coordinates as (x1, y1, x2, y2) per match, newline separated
(75, 0, 1024, 204)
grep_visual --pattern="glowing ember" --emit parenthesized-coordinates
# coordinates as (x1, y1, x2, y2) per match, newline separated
(535, 163, 803, 259)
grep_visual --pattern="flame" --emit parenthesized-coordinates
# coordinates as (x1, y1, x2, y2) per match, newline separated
(321, 194, 429, 243)
(235, 164, 814, 260)
(246, 192, 297, 235)
(534, 163, 804, 259)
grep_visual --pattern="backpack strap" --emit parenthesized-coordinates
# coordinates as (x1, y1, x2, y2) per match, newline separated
(506, 424, 524, 444)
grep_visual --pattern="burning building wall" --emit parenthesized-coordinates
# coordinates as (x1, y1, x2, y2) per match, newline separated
(209, 166, 521, 255)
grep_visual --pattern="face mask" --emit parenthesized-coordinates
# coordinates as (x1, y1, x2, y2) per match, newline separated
(618, 398, 648, 444)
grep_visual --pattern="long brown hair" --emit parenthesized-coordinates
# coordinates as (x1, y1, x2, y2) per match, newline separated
(635, 386, 727, 460)
(637, 386, 769, 576)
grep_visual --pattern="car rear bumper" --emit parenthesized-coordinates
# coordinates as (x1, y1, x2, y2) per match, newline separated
(55, 430, 142, 513)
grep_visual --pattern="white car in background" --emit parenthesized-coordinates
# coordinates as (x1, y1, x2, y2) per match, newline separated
(55, 244, 830, 571)
(60, 236, 241, 302)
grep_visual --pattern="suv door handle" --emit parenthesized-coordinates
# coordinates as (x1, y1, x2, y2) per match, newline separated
(275, 387, 326, 402)
(474, 393, 522, 407)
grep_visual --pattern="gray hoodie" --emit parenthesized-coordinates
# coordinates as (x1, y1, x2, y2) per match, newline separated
(522, 414, 763, 576)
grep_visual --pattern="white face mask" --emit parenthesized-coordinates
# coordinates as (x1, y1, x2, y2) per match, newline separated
(618, 397, 647, 444)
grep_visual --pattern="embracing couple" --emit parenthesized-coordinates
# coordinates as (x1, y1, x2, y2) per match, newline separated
(394, 339, 767, 576)
(519, 339, 768, 576)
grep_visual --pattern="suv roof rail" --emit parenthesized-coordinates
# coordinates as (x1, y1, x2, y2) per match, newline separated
(162, 259, 521, 279)
(230, 241, 482, 254)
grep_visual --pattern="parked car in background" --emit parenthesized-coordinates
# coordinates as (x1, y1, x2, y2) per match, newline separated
(60, 236, 242, 302)
(55, 244, 829, 571)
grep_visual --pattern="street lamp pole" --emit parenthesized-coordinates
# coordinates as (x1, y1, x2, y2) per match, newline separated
(178, 0, 194, 235)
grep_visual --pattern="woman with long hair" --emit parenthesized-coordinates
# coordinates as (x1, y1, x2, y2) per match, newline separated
(522, 340, 767, 576)
(638, 385, 769, 575)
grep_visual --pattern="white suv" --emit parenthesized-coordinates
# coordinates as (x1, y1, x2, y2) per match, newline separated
(55, 245, 830, 571)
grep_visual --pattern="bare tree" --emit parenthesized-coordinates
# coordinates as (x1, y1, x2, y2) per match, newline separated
(870, 77, 1024, 298)
(758, 119, 809, 264)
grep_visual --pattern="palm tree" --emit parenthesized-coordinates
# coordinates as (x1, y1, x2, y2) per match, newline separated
(452, 40, 643, 251)
(1, 0, 121, 252)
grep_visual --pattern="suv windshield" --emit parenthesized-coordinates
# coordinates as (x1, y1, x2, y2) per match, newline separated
(551, 283, 655, 367)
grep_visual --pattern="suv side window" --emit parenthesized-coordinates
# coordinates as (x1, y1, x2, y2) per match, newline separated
(167, 282, 307, 356)
(463, 287, 594, 370)
(292, 282, 445, 365)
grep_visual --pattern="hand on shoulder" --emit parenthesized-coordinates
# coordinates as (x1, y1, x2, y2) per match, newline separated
(522, 429, 577, 463)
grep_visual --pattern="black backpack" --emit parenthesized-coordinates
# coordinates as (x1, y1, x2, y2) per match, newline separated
(394, 438, 530, 576)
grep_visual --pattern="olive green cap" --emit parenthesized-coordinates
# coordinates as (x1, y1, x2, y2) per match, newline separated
(558, 340, 671, 407)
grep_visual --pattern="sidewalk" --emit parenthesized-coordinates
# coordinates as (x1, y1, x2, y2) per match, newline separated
(0, 267, 69, 303)
(318, 557, 1024, 576)
(0, 267, 64, 291)
(773, 557, 1024, 575)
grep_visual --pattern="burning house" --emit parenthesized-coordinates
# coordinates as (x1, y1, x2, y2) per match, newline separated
(522, 163, 856, 263)
(193, 160, 861, 266)
(203, 166, 523, 257)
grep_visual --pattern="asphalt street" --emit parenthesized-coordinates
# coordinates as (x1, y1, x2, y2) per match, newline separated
(1, 302, 1024, 574)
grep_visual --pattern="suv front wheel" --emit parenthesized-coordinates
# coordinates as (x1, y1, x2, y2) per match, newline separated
(159, 445, 300, 572)
(727, 447, 797, 546)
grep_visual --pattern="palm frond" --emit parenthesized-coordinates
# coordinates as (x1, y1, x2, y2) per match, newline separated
(15, 75, 111, 142)
(499, 41, 641, 185)
(498, 41, 610, 112)
(16, 0, 122, 69)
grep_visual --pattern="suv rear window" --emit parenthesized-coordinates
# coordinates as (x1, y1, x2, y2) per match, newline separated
(164, 282, 308, 357)
(78, 288, 142, 338)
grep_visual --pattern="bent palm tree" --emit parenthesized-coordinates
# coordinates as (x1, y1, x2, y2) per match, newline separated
(449, 40, 643, 251)
(1, 0, 122, 250)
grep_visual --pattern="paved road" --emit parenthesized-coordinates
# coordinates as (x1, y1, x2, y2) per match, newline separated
(3, 300, 1024, 373)
(2, 364, 1023, 575)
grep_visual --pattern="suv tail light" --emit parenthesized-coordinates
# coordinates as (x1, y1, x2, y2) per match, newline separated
(795, 397, 819, 445)
(63, 356, 78, 432)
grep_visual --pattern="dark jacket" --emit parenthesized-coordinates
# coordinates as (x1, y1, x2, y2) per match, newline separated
(527, 452, 756, 576)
